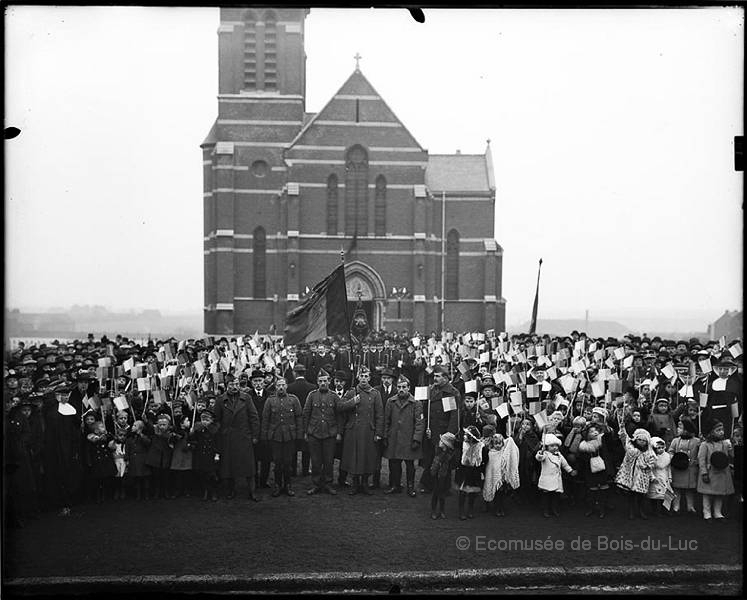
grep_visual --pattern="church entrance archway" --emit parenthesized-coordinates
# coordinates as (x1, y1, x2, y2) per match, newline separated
(344, 261, 386, 332)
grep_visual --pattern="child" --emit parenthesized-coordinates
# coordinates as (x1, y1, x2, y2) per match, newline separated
(697, 419, 734, 520)
(668, 417, 700, 515)
(112, 411, 129, 500)
(624, 408, 644, 438)
(85, 421, 116, 504)
(145, 414, 177, 500)
(455, 425, 485, 520)
(459, 393, 482, 435)
(188, 408, 220, 501)
(513, 417, 541, 503)
(647, 398, 677, 446)
(535, 433, 576, 517)
(482, 433, 520, 517)
(577, 422, 613, 518)
(430, 432, 457, 519)
(732, 426, 743, 520)
(169, 403, 193, 498)
(563, 416, 587, 506)
(125, 420, 151, 500)
(615, 427, 656, 519)
(647, 436, 673, 517)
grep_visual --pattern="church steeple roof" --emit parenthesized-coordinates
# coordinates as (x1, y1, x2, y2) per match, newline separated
(286, 67, 425, 152)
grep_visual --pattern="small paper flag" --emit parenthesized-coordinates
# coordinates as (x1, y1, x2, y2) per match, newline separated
(609, 379, 623, 393)
(614, 347, 626, 361)
(136, 377, 151, 392)
(510, 390, 523, 406)
(699, 359, 712, 374)
(442, 396, 457, 412)
(699, 392, 709, 408)
(529, 400, 541, 415)
(591, 381, 606, 398)
(623, 355, 634, 369)
(114, 396, 129, 412)
(414, 386, 428, 401)
(465, 380, 477, 394)
(490, 396, 503, 410)
(526, 384, 540, 399)
(533, 410, 548, 430)
(496, 403, 510, 419)
(661, 364, 675, 380)
(731, 402, 740, 419)
(729, 343, 743, 358)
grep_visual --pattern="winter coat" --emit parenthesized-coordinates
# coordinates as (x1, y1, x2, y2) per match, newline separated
(514, 429, 541, 488)
(213, 392, 260, 479)
(697, 439, 735, 495)
(647, 412, 677, 446)
(668, 436, 700, 489)
(535, 450, 573, 493)
(41, 397, 82, 506)
(303, 389, 343, 439)
(577, 436, 614, 488)
(124, 431, 151, 477)
(615, 440, 656, 494)
(261, 393, 303, 442)
(145, 430, 176, 470)
(169, 428, 193, 471)
(383, 393, 424, 461)
(188, 423, 219, 474)
(647, 451, 673, 499)
(86, 433, 117, 478)
(481, 439, 520, 501)
(339, 384, 384, 475)
(424, 382, 460, 440)
(430, 445, 456, 498)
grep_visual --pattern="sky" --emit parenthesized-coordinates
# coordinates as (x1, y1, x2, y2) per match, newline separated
(5, 6, 743, 330)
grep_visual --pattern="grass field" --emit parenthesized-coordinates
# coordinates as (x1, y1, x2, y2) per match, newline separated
(4, 466, 742, 580)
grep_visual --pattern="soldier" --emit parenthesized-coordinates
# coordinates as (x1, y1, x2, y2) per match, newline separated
(261, 377, 303, 497)
(303, 369, 342, 495)
(339, 366, 384, 495)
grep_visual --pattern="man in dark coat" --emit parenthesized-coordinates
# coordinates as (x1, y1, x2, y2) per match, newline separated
(339, 366, 384, 494)
(419, 366, 459, 493)
(287, 364, 317, 477)
(383, 375, 424, 496)
(213, 374, 261, 501)
(372, 367, 397, 488)
(303, 369, 343, 495)
(247, 369, 271, 488)
(261, 377, 303, 496)
(702, 355, 742, 437)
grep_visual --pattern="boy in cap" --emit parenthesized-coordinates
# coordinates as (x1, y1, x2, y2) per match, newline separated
(188, 408, 220, 501)
(430, 431, 457, 519)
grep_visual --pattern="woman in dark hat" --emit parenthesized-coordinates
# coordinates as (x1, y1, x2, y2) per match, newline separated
(667, 417, 701, 515)
(697, 419, 734, 520)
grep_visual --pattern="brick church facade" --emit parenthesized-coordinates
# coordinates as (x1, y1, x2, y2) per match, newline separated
(202, 8, 506, 336)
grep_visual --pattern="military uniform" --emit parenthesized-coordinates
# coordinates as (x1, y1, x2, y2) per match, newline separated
(303, 388, 343, 491)
(261, 392, 303, 495)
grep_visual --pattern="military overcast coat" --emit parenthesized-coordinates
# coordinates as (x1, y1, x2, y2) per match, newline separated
(339, 384, 384, 475)
(213, 391, 260, 479)
(383, 393, 424, 461)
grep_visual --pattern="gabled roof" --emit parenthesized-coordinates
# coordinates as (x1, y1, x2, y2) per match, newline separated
(426, 153, 494, 194)
(287, 68, 425, 152)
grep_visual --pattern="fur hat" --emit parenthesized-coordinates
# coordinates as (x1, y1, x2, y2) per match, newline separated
(481, 424, 496, 437)
(591, 406, 609, 420)
(463, 425, 481, 443)
(650, 436, 666, 448)
(632, 428, 651, 443)
(679, 417, 698, 437)
(543, 433, 562, 446)
(572, 416, 587, 428)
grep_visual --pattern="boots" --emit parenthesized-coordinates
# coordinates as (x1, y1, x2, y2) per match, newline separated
(494, 495, 505, 517)
(361, 475, 373, 495)
(384, 485, 402, 494)
(371, 472, 381, 489)
(285, 470, 295, 497)
(703, 494, 713, 520)
(349, 476, 361, 495)
(550, 493, 560, 517)
(225, 479, 236, 499)
(458, 492, 467, 520)
(406, 478, 416, 497)
(598, 489, 606, 518)
(438, 498, 446, 519)
(636, 494, 648, 520)
(585, 490, 596, 517)
(431, 495, 439, 519)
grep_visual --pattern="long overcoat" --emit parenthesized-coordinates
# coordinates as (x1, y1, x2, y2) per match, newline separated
(339, 385, 384, 475)
(213, 391, 260, 479)
(383, 394, 424, 461)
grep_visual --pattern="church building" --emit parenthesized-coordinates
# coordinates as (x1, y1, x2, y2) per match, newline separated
(202, 8, 506, 336)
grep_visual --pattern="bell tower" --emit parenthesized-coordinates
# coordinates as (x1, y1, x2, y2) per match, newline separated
(217, 7, 308, 102)
(202, 8, 309, 335)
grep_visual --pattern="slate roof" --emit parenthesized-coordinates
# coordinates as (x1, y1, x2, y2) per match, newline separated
(425, 154, 494, 193)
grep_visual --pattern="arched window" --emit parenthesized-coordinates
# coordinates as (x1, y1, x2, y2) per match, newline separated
(374, 175, 386, 236)
(446, 228, 459, 300)
(326, 174, 338, 234)
(344, 145, 368, 236)
(263, 11, 277, 91)
(242, 11, 257, 90)
(253, 226, 266, 298)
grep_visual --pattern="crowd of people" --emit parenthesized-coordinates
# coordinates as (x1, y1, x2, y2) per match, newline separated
(3, 329, 743, 527)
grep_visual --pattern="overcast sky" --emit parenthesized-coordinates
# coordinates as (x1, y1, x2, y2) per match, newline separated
(5, 7, 743, 329)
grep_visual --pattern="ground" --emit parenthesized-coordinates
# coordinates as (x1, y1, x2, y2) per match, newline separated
(4, 464, 742, 581)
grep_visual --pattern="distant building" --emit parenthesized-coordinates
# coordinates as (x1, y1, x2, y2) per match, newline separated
(201, 8, 505, 336)
(708, 310, 743, 342)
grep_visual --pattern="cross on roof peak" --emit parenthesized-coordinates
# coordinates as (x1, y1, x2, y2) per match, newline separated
(354, 52, 362, 70)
